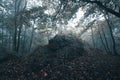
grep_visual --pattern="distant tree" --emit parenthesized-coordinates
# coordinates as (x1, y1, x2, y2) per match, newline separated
(104, 14, 118, 55)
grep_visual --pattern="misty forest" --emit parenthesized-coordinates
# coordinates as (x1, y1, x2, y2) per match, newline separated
(0, 0, 120, 80)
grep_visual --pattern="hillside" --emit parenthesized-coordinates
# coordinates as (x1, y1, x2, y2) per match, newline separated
(0, 35, 120, 80)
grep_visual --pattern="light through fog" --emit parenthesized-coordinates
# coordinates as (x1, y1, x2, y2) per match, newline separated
(26, 0, 92, 37)
(64, 8, 84, 35)
(27, 0, 42, 9)
(19, 0, 104, 37)
(67, 8, 84, 27)
(27, 0, 84, 26)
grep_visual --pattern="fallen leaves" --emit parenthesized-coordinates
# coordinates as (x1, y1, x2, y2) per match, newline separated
(0, 50, 120, 80)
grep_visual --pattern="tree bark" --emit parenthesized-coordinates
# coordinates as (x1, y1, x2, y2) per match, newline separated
(91, 26, 95, 48)
(98, 29, 108, 53)
(13, 0, 17, 51)
(105, 14, 118, 55)
(29, 20, 35, 52)
(16, 25, 22, 52)
(101, 27, 111, 54)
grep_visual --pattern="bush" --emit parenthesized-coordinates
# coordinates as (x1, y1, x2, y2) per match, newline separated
(0, 46, 18, 62)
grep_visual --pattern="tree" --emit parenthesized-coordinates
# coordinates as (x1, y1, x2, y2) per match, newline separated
(104, 14, 118, 55)
(81, 0, 120, 17)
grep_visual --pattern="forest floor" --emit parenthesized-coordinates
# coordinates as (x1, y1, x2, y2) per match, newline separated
(0, 47, 120, 80)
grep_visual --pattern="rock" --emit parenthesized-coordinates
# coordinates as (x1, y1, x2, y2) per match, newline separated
(25, 34, 84, 63)
(47, 34, 84, 60)
(48, 35, 84, 51)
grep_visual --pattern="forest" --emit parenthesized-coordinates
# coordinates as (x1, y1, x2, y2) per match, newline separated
(0, 0, 120, 80)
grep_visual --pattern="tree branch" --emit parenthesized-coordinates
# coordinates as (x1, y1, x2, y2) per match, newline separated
(83, 0, 120, 18)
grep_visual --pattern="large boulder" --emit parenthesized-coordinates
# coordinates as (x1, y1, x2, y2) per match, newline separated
(48, 35, 84, 50)
(26, 35, 85, 62)
(48, 35, 84, 59)
(24, 35, 85, 65)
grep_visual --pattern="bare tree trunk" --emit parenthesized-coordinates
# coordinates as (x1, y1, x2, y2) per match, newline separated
(22, 26, 27, 53)
(90, 26, 95, 48)
(29, 20, 35, 52)
(5, 27, 8, 47)
(17, 0, 27, 53)
(16, 25, 22, 52)
(105, 14, 118, 55)
(101, 27, 111, 54)
(8, 31, 11, 49)
(98, 29, 108, 53)
(13, 0, 17, 51)
(2, 24, 3, 46)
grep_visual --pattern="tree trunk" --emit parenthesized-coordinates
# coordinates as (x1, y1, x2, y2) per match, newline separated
(98, 29, 108, 53)
(13, 0, 17, 51)
(90, 26, 95, 48)
(22, 26, 27, 53)
(29, 20, 35, 52)
(16, 25, 22, 52)
(2, 24, 3, 46)
(101, 27, 111, 54)
(105, 15, 118, 55)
